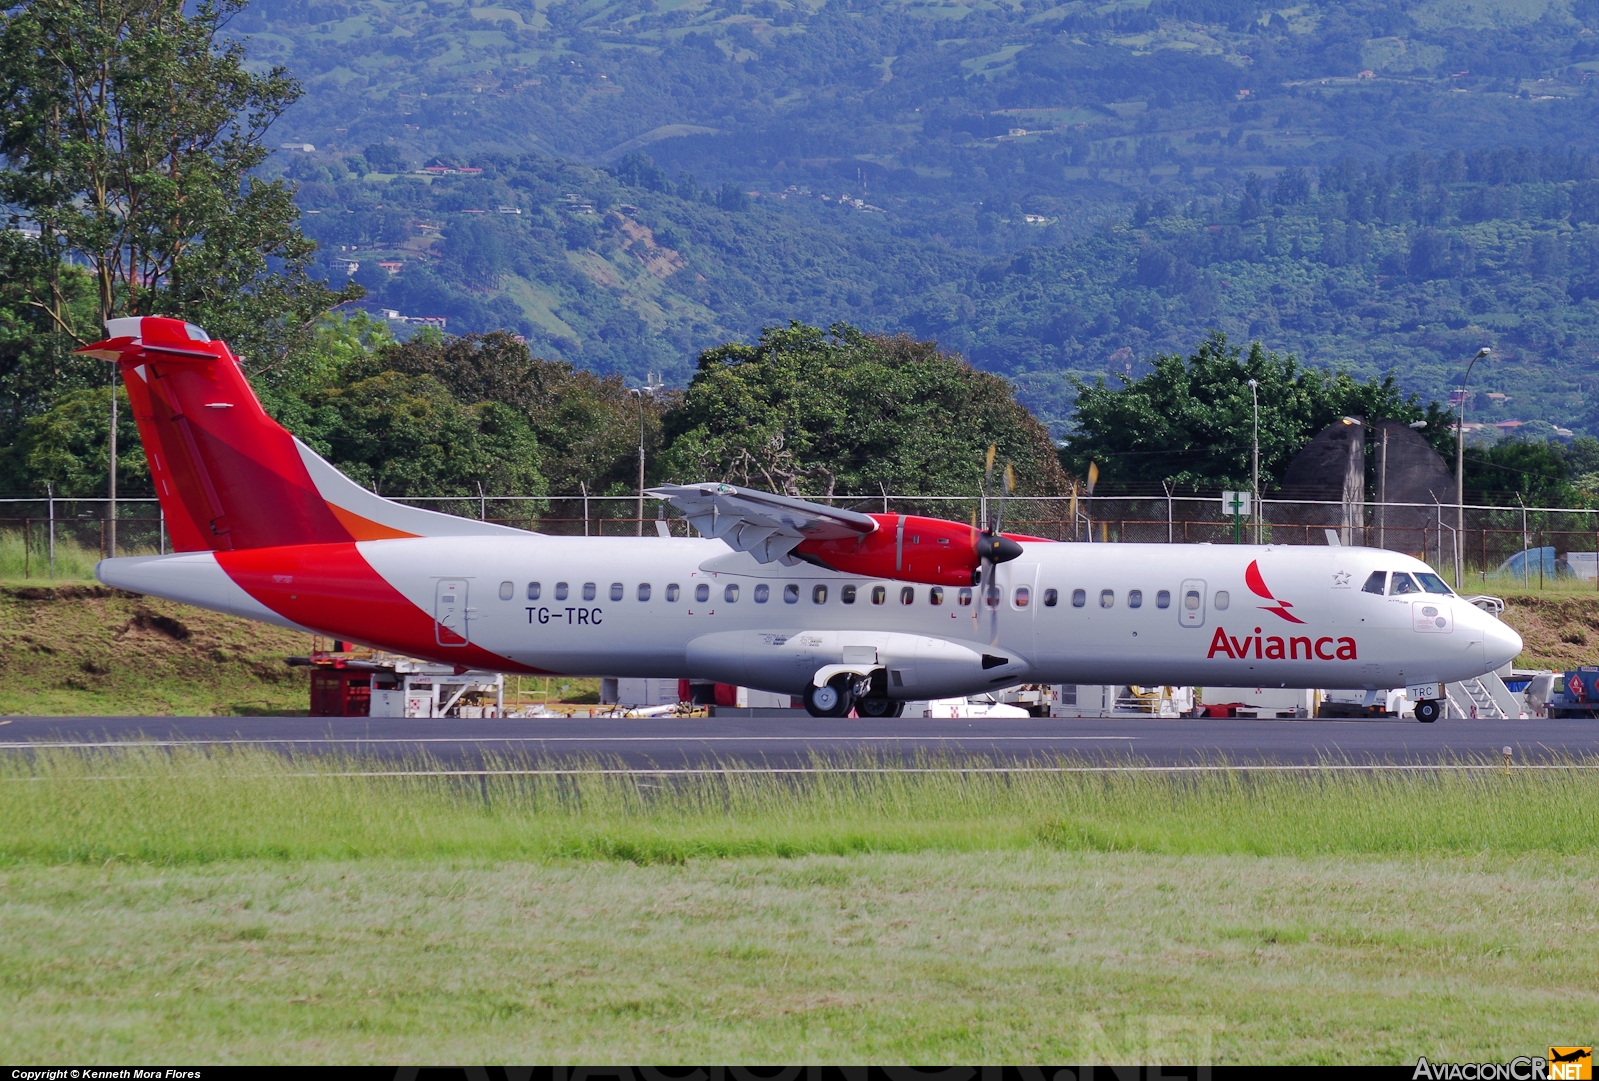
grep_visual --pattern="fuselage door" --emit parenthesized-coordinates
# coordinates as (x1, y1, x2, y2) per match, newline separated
(1179, 578, 1206, 628)
(436, 578, 470, 646)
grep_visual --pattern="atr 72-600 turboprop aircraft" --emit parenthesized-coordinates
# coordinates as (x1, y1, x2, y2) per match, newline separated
(87, 317, 1520, 722)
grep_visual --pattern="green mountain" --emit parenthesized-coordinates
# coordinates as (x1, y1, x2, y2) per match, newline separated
(244, 0, 1599, 433)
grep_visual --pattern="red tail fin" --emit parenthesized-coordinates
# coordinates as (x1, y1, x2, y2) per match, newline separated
(78, 316, 523, 551)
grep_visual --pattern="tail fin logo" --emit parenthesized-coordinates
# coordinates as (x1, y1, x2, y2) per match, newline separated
(1245, 559, 1305, 623)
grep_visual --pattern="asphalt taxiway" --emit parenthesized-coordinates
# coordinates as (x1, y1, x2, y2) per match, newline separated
(0, 713, 1595, 768)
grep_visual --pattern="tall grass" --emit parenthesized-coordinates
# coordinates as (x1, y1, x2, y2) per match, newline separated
(0, 528, 106, 580)
(2, 746, 1595, 865)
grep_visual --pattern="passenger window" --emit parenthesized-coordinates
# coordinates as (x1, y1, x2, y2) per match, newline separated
(695, 583, 710, 602)
(784, 584, 799, 604)
(812, 585, 828, 604)
(1414, 572, 1453, 595)
(1128, 589, 1142, 609)
(871, 585, 886, 605)
(958, 587, 973, 606)
(724, 583, 739, 603)
(930, 586, 945, 606)
(499, 580, 513, 601)
(1043, 588, 1058, 607)
(637, 583, 651, 602)
(1389, 573, 1420, 595)
(1185, 590, 1200, 610)
(754, 584, 770, 603)
(527, 582, 541, 601)
(582, 582, 596, 601)
(609, 582, 623, 602)
(901, 586, 915, 605)
(1072, 588, 1086, 608)
(555, 582, 569, 601)
(1156, 590, 1171, 609)
(665, 583, 680, 602)
(1014, 586, 1029, 608)
(842, 585, 857, 604)
(1214, 590, 1229, 610)
(1100, 589, 1114, 609)
(1362, 571, 1387, 595)
(986, 586, 1001, 608)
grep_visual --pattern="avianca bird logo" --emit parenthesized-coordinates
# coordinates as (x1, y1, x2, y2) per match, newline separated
(1245, 560, 1305, 623)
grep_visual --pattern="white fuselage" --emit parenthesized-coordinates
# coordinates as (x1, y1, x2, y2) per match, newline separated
(100, 536, 1523, 699)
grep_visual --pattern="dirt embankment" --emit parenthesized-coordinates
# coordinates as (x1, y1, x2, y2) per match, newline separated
(1496, 593, 1599, 671)
(0, 583, 312, 716)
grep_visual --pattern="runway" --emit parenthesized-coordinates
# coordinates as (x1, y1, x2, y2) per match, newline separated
(1, 713, 1596, 768)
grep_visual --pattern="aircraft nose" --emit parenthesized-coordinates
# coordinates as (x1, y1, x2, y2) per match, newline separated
(1483, 615, 1523, 670)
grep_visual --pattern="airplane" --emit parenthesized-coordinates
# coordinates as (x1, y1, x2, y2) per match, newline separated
(84, 316, 1522, 722)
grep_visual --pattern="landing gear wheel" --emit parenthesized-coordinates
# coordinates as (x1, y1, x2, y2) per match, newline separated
(1415, 699, 1441, 723)
(804, 675, 857, 718)
(856, 697, 904, 718)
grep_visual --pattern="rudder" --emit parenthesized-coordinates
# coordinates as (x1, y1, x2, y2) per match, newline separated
(79, 316, 525, 551)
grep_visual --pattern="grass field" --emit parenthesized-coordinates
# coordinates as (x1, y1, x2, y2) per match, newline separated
(1, 748, 1596, 1063)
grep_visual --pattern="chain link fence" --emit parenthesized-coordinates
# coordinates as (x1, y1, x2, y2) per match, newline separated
(4, 491, 1596, 590)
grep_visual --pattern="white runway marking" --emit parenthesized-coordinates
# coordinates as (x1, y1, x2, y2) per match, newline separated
(0, 735, 1141, 749)
(7, 764, 1596, 780)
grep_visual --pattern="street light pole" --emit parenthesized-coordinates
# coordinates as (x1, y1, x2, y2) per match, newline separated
(1247, 378, 1259, 544)
(1455, 346, 1492, 587)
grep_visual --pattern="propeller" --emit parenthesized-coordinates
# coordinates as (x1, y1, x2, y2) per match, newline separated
(974, 446, 1023, 641)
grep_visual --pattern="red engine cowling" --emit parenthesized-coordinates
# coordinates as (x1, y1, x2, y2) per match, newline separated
(794, 514, 1032, 586)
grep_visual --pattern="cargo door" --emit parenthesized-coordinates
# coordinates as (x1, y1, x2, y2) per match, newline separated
(435, 578, 470, 646)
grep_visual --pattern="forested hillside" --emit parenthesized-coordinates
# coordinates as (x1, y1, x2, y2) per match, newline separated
(246, 0, 1599, 433)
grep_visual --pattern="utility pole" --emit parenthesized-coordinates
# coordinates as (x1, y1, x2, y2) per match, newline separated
(1248, 378, 1259, 544)
(107, 363, 117, 558)
(630, 388, 646, 536)
(1456, 347, 1492, 587)
(1377, 425, 1388, 551)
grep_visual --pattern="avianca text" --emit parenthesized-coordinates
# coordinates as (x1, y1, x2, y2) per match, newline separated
(1208, 626, 1356, 660)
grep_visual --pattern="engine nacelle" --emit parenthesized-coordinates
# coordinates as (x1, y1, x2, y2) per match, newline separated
(794, 514, 1026, 587)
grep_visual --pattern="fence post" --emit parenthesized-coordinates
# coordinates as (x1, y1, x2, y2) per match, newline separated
(23, 518, 29, 579)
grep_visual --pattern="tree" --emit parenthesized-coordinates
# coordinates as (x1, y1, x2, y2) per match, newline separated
(365, 330, 667, 498)
(0, 0, 359, 367)
(1465, 438, 1584, 504)
(1063, 332, 1439, 490)
(659, 322, 1068, 502)
(293, 372, 543, 500)
(0, 384, 147, 496)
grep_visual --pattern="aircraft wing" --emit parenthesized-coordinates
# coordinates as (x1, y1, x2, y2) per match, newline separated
(649, 482, 878, 564)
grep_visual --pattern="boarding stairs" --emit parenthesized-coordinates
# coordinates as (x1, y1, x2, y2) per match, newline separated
(1444, 670, 1522, 720)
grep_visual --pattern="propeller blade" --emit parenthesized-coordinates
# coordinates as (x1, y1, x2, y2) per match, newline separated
(980, 444, 996, 530)
(992, 461, 1015, 535)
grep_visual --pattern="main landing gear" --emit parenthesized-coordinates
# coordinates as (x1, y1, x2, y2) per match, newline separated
(1414, 698, 1441, 723)
(803, 672, 904, 718)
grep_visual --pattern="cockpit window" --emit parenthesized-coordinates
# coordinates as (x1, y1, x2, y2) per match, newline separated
(1389, 572, 1421, 595)
(1361, 571, 1387, 595)
(1414, 572, 1453, 595)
